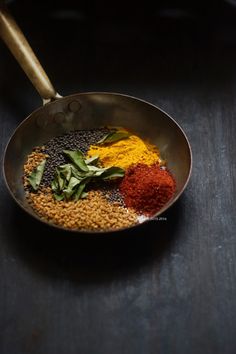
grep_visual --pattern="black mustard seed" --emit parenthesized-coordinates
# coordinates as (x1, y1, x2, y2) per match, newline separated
(41, 128, 110, 186)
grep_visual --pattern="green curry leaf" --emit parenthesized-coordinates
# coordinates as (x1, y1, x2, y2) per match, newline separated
(54, 193, 64, 201)
(28, 159, 46, 191)
(74, 180, 88, 201)
(85, 155, 99, 165)
(81, 191, 88, 199)
(51, 150, 125, 201)
(97, 131, 131, 145)
(63, 177, 81, 199)
(57, 164, 72, 182)
(100, 166, 125, 179)
(56, 170, 65, 190)
(63, 150, 89, 172)
(51, 178, 59, 193)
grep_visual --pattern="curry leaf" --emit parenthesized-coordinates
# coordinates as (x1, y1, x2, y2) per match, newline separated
(28, 160, 46, 191)
(68, 177, 81, 190)
(97, 131, 131, 145)
(54, 193, 64, 201)
(81, 191, 88, 199)
(85, 155, 99, 165)
(87, 165, 106, 175)
(101, 166, 125, 179)
(63, 177, 81, 199)
(51, 178, 59, 193)
(56, 169, 65, 190)
(74, 181, 88, 201)
(71, 166, 87, 179)
(57, 164, 72, 182)
(63, 150, 88, 172)
(51, 151, 125, 201)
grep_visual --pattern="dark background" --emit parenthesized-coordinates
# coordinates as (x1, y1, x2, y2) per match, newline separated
(1, 1, 236, 353)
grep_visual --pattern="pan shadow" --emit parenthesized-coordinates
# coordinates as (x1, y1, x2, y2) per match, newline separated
(4, 197, 184, 285)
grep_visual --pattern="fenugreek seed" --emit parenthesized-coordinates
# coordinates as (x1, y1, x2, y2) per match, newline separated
(26, 183, 138, 230)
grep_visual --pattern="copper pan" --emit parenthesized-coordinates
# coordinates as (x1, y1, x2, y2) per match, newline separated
(0, 6, 192, 233)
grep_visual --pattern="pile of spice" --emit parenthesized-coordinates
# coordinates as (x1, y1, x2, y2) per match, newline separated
(88, 134, 162, 169)
(120, 164, 176, 216)
(23, 127, 176, 231)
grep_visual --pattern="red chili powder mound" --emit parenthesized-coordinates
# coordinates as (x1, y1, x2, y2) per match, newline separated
(120, 163, 176, 216)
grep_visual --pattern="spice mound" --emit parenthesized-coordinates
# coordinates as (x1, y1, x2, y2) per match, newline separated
(23, 127, 176, 231)
(120, 164, 176, 216)
(88, 134, 162, 169)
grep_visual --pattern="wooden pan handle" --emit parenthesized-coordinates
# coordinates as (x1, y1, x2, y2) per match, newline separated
(0, 5, 61, 104)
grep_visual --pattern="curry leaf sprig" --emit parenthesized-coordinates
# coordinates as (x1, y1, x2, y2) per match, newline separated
(51, 150, 124, 201)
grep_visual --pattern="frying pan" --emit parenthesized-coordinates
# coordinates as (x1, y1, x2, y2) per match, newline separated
(0, 6, 192, 233)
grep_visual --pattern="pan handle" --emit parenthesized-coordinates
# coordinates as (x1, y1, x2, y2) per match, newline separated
(0, 5, 61, 104)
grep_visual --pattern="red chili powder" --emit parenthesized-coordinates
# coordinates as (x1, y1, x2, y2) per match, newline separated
(120, 163, 176, 216)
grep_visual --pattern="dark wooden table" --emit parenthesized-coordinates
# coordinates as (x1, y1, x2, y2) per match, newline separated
(1, 1, 236, 353)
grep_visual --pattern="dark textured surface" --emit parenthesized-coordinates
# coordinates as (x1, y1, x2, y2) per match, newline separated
(1, 1, 236, 354)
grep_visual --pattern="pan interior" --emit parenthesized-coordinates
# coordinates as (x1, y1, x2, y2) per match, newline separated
(4, 92, 191, 225)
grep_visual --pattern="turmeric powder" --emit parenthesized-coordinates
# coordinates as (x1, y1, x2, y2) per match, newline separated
(87, 134, 162, 169)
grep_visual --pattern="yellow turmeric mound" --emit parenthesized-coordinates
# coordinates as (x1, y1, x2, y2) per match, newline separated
(87, 135, 162, 169)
